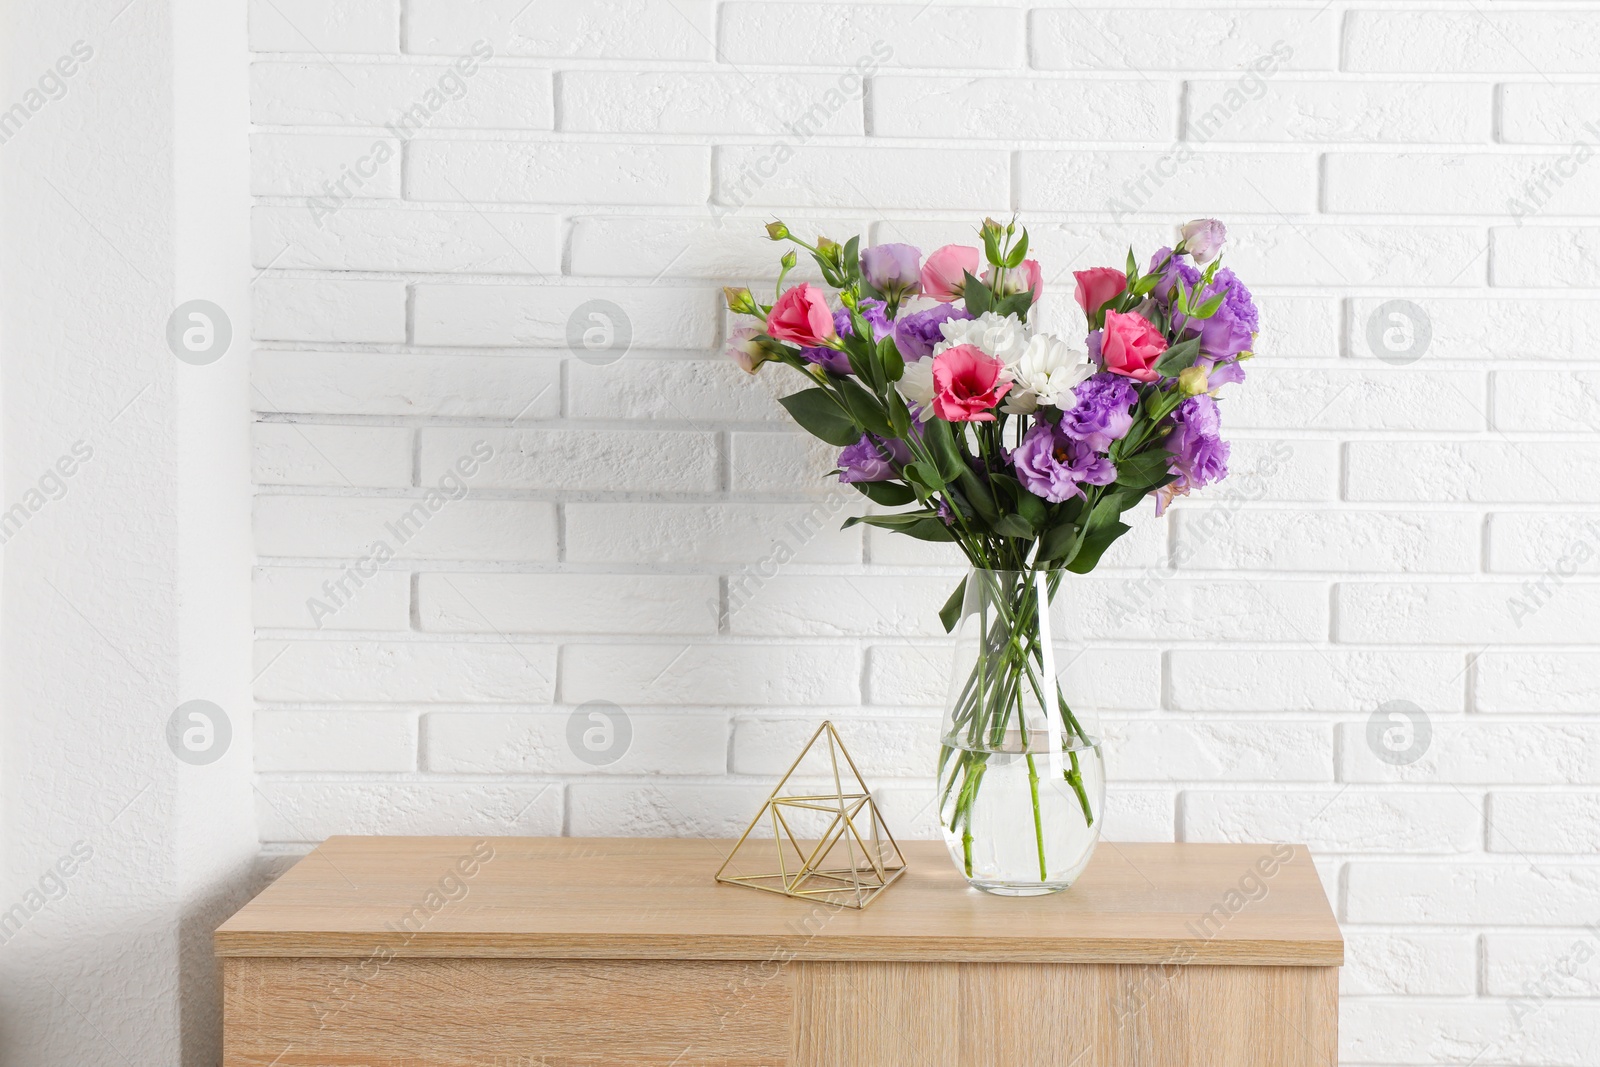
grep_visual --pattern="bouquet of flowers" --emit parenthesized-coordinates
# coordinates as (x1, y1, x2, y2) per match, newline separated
(724, 217, 1256, 892)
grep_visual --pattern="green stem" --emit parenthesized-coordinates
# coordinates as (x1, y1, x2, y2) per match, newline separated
(1066, 750, 1094, 827)
(940, 568, 1102, 884)
(1025, 752, 1047, 881)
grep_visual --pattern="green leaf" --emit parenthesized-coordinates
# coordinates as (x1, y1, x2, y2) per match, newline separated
(841, 235, 861, 284)
(1113, 448, 1175, 490)
(1069, 495, 1121, 547)
(878, 336, 904, 383)
(1118, 472, 1175, 508)
(903, 460, 942, 489)
(841, 511, 940, 530)
(995, 291, 1035, 320)
(886, 391, 913, 438)
(1125, 246, 1137, 276)
(941, 483, 971, 519)
(962, 271, 991, 316)
(1035, 520, 1080, 563)
(1143, 387, 1186, 422)
(842, 332, 881, 391)
(923, 419, 969, 482)
(1065, 518, 1130, 574)
(1143, 302, 1171, 336)
(988, 472, 1021, 511)
(981, 225, 1003, 267)
(900, 517, 957, 542)
(1060, 494, 1131, 571)
(835, 377, 895, 438)
(779, 388, 859, 447)
(1005, 229, 1030, 268)
(1154, 335, 1203, 376)
(993, 513, 1033, 539)
(1055, 495, 1087, 526)
(1189, 290, 1226, 319)
(1015, 488, 1048, 530)
(852, 480, 915, 506)
(955, 468, 999, 524)
(939, 576, 968, 632)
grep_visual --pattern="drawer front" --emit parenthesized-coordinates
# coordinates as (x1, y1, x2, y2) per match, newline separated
(224, 956, 794, 1066)
(225, 957, 1336, 1067)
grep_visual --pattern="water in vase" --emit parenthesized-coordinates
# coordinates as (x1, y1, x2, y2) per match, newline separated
(939, 736, 1105, 896)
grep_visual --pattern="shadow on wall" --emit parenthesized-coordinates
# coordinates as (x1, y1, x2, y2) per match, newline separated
(179, 855, 295, 1067)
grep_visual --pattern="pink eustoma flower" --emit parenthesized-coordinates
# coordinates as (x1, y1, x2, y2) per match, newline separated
(1073, 267, 1127, 322)
(1099, 310, 1167, 382)
(920, 244, 981, 303)
(766, 283, 836, 348)
(931, 343, 1011, 422)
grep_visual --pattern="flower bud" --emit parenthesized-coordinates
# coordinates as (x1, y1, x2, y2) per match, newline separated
(765, 220, 790, 241)
(724, 327, 773, 374)
(780, 249, 797, 271)
(979, 217, 1007, 266)
(1177, 365, 1210, 396)
(723, 286, 758, 315)
(1178, 218, 1227, 264)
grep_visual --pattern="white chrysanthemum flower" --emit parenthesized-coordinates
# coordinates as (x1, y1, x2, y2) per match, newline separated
(895, 359, 936, 421)
(932, 311, 1028, 365)
(1001, 333, 1095, 415)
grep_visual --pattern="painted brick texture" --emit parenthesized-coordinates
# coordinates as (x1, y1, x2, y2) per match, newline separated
(250, 5, 1600, 1062)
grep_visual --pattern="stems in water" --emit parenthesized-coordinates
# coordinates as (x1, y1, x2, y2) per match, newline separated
(940, 569, 1097, 885)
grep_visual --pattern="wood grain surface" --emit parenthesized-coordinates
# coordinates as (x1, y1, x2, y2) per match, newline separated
(215, 836, 1341, 966)
(222, 957, 1336, 1067)
(791, 960, 1337, 1067)
(224, 956, 794, 1066)
(218, 837, 1341, 1067)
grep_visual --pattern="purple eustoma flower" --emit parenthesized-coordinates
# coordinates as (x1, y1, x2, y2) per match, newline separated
(1148, 246, 1202, 304)
(1058, 372, 1138, 451)
(1179, 268, 1257, 360)
(860, 243, 922, 301)
(837, 433, 910, 483)
(1163, 394, 1230, 503)
(1013, 420, 1117, 504)
(854, 299, 893, 341)
(800, 346, 853, 375)
(892, 302, 972, 361)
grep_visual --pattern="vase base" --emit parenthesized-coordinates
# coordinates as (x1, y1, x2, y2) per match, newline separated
(967, 880, 1074, 897)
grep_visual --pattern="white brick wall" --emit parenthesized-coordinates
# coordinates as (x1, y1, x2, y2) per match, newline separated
(250, 4, 1600, 1062)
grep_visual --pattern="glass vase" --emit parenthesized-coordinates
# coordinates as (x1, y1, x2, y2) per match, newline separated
(937, 568, 1105, 895)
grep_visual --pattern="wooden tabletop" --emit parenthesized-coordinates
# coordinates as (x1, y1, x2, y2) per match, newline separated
(215, 836, 1342, 966)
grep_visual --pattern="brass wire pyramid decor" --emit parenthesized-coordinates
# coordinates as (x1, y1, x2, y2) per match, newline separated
(715, 721, 907, 909)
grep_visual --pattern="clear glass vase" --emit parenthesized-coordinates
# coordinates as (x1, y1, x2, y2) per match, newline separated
(937, 568, 1105, 895)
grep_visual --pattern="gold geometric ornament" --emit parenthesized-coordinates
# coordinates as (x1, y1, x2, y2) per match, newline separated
(714, 720, 907, 909)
